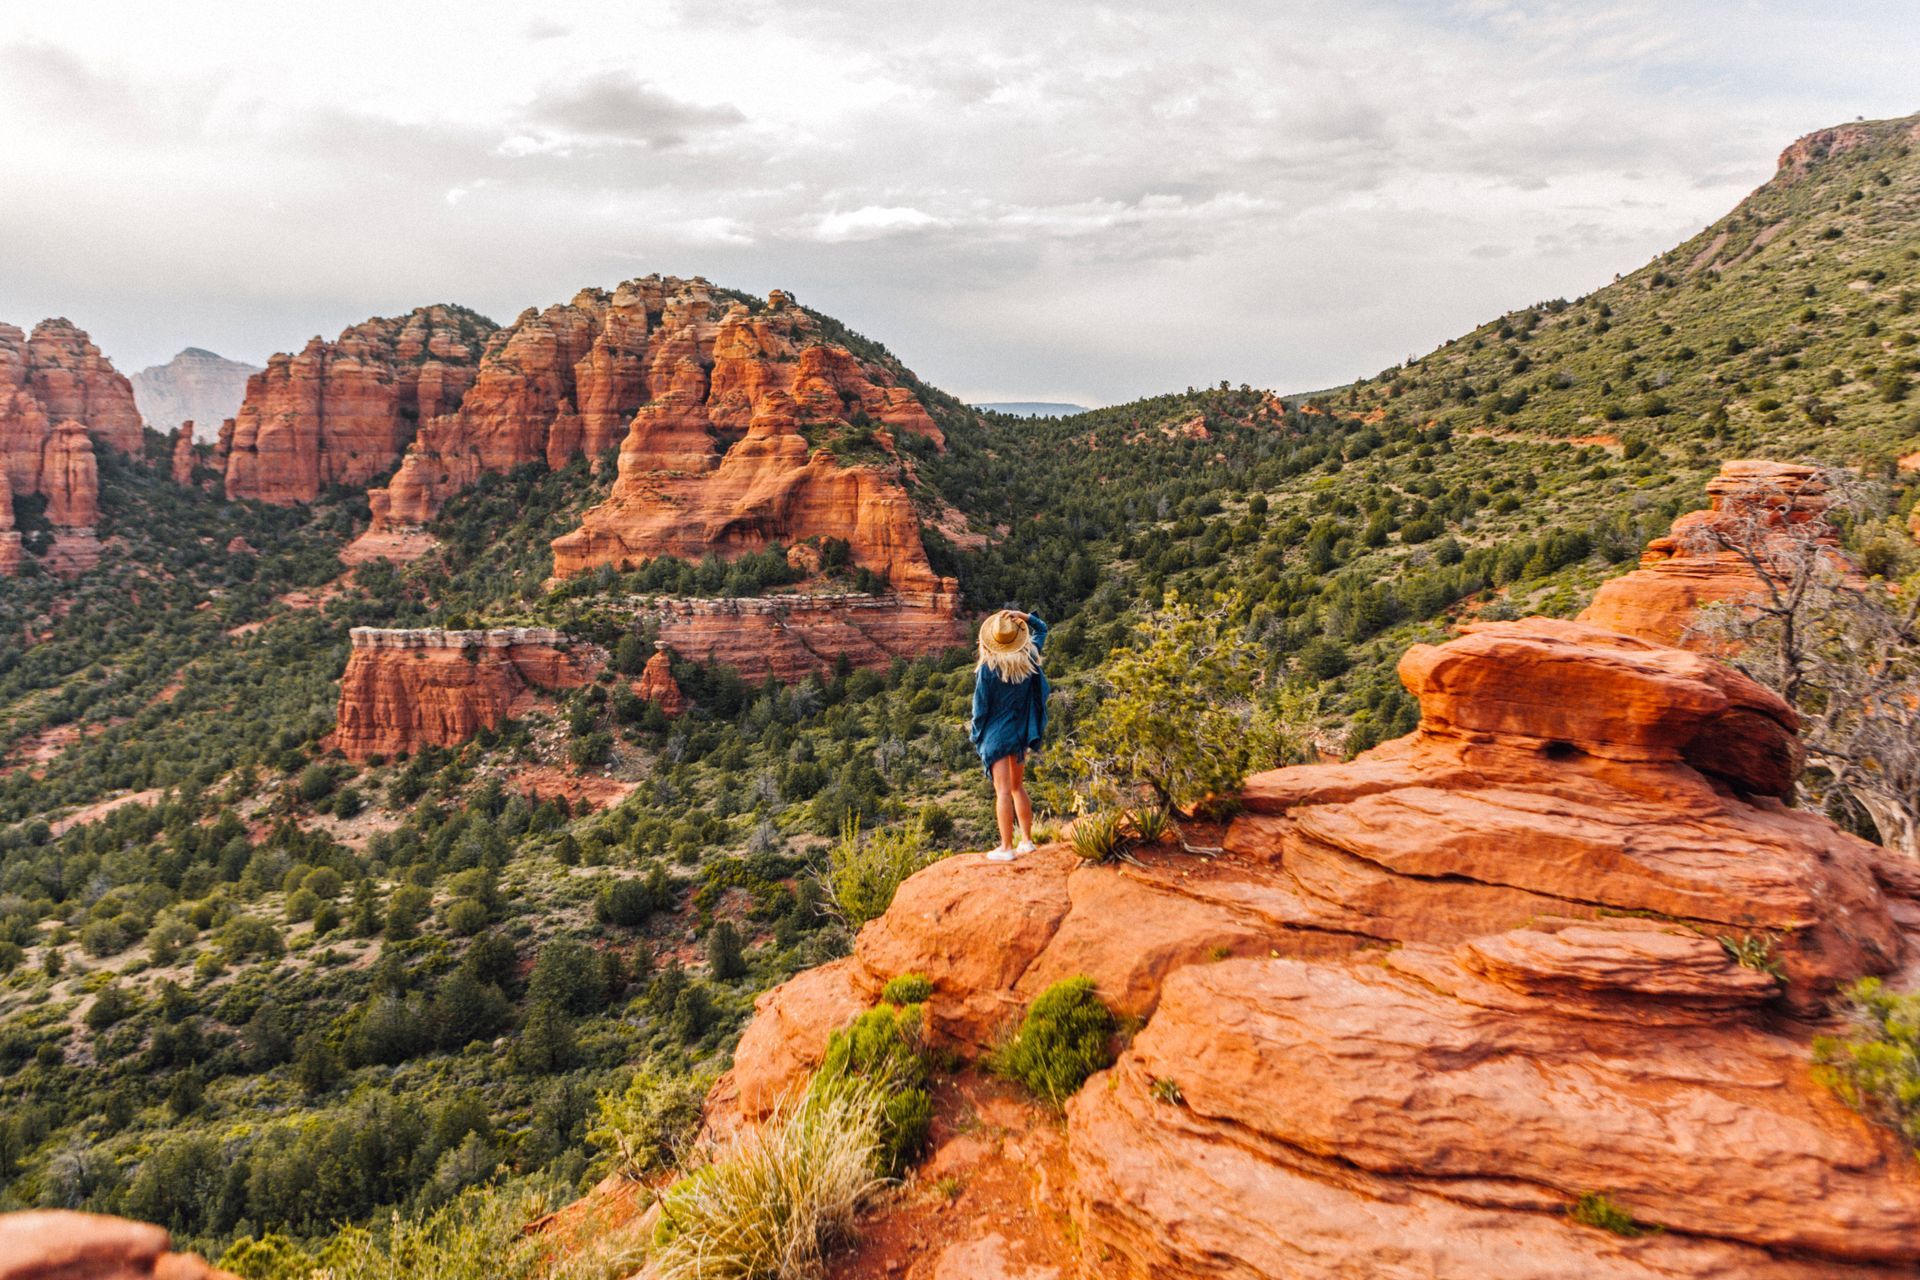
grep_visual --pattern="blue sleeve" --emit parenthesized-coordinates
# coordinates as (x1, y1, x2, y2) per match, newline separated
(1026, 613, 1049, 652)
(970, 668, 988, 745)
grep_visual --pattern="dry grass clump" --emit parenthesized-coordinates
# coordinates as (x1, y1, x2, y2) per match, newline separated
(650, 1085, 886, 1280)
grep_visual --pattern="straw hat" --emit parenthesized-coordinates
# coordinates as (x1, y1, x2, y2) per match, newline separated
(978, 610, 1038, 682)
(980, 609, 1030, 657)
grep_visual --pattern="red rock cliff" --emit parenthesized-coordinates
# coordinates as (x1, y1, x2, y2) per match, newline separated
(639, 591, 967, 681)
(703, 618, 1920, 1279)
(1579, 459, 1846, 646)
(332, 626, 602, 761)
(0, 319, 138, 575)
(0, 1210, 238, 1280)
(222, 305, 495, 504)
(547, 286, 945, 592)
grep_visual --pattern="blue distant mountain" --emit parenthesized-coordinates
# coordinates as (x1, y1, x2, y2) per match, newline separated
(975, 401, 1092, 418)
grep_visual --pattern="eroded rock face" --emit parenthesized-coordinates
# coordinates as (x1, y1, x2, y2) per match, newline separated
(704, 617, 1920, 1278)
(0, 320, 136, 576)
(640, 591, 968, 682)
(332, 627, 601, 761)
(18, 320, 143, 456)
(635, 647, 688, 716)
(169, 423, 199, 487)
(222, 305, 495, 504)
(0, 1209, 238, 1280)
(548, 288, 945, 592)
(1579, 460, 1843, 647)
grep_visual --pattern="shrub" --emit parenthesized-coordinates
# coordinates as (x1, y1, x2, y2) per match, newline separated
(819, 817, 938, 929)
(815, 1003, 933, 1176)
(1568, 1191, 1658, 1237)
(880, 973, 932, 1005)
(991, 976, 1115, 1106)
(444, 898, 491, 937)
(1130, 805, 1174, 845)
(588, 1065, 710, 1179)
(707, 921, 746, 981)
(652, 1086, 885, 1280)
(1814, 977, 1920, 1152)
(1070, 810, 1127, 863)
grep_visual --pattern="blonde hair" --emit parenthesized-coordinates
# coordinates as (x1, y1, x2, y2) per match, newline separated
(978, 611, 1039, 683)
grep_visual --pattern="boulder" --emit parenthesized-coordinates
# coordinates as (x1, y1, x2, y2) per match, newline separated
(0, 1210, 238, 1280)
(635, 647, 688, 716)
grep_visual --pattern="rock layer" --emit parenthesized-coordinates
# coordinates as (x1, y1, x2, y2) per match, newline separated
(640, 591, 968, 681)
(1579, 460, 1842, 646)
(223, 306, 494, 504)
(704, 617, 1920, 1278)
(16, 320, 142, 457)
(129, 347, 260, 439)
(332, 627, 601, 761)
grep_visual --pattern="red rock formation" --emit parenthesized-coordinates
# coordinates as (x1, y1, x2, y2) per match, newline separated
(223, 305, 494, 504)
(0, 319, 139, 575)
(0, 480, 19, 577)
(1579, 460, 1843, 646)
(547, 285, 945, 592)
(19, 319, 142, 456)
(332, 627, 602, 761)
(641, 591, 968, 681)
(370, 280, 668, 528)
(701, 618, 1920, 1278)
(635, 646, 688, 716)
(169, 423, 198, 486)
(0, 1209, 238, 1280)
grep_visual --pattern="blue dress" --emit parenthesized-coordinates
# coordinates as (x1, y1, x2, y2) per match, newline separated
(970, 613, 1050, 774)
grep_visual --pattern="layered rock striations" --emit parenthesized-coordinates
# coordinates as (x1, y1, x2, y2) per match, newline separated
(129, 347, 260, 439)
(635, 646, 688, 717)
(222, 305, 495, 504)
(638, 591, 967, 682)
(0, 320, 136, 575)
(706, 618, 1920, 1278)
(332, 627, 602, 761)
(1579, 459, 1845, 646)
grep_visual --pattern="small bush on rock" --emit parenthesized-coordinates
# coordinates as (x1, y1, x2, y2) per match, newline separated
(1070, 810, 1127, 863)
(1814, 977, 1920, 1152)
(880, 973, 932, 1005)
(992, 975, 1115, 1107)
(1568, 1191, 1659, 1237)
(816, 1001, 933, 1176)
(819, 817, 938, 928)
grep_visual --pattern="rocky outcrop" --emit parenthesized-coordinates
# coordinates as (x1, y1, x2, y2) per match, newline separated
(1579, 460, 1842, 646)
(169, 423, 200, 486)
(704, 618, 1920, 1278)
(129, 347, 260, 438)
(638, 591, 968, 681)
(635, 646, 688, 716)
(369, 278, 675, 529)
(16, 320, 142, 457)
(0, 1210, 238, 1280)
(223, 306, 494, 504)
(547, 285, 945, 592)
(332, 627, 602, 761)
(0, 320, 136, 575)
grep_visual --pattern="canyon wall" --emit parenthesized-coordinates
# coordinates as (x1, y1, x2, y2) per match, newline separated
(700, 617, 1920, 1279)
(222, 305, 495, 504)
(0, 320, 136, 576)
(332, 627, 602, 761)
(1579, 459, 1844, 645)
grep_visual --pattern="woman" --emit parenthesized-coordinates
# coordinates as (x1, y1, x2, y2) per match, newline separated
(970, 608, 1050, 861)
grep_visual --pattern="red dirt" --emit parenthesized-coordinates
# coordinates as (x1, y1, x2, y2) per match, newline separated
(508, 765, 641, 813)
(825, 1071, 1078, 1280)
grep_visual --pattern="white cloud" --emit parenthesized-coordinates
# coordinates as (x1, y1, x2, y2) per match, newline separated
(813, 206, 947, 242)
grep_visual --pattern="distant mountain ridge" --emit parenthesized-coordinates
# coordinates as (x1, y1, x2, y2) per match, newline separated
(976, 400, 1092, 417)
(130, 347, 261, 440)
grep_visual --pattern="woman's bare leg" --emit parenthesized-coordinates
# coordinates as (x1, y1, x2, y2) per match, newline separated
(991, 756, 1016, 850)
(1010, 757, 1034, 843)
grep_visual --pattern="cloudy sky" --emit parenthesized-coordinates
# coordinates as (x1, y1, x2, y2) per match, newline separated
(1, 2, 1914, 405)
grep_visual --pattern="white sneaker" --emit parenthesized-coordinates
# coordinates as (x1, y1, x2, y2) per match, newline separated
(986, 847, 1016, 862)
(1015, 838, 1036, 855)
